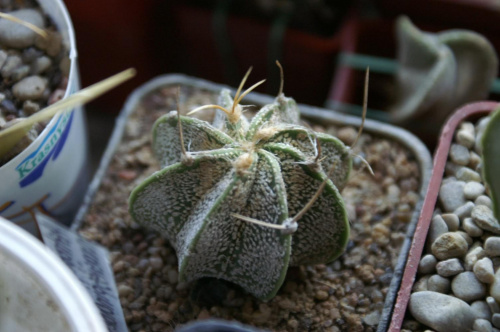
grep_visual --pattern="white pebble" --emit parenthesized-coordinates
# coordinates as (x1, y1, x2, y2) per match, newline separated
(419, 254, 438, 274)
(442, 213, 460, 231)
(464, 182, 486, 200)
(463, 217, 484, 237)
(437, 258, 464, 277)
(486, 237, 500, 257)
(450, 144, 471, 166)
(474, 257, 495, 284)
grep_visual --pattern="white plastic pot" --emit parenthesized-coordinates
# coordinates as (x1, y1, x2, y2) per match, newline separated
(0, 0, 89, 234)
(0, 216, 107, 331)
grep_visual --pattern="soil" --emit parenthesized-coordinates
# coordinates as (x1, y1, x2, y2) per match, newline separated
(79, 84, 423, 332)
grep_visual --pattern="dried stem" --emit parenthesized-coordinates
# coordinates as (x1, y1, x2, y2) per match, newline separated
(351, 67, 369, 149)
(0, 11, 47, 39)
(276, 60, 284, 97)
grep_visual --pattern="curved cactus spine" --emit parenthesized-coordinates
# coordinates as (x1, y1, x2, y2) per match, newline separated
(129, 66, 354, 300)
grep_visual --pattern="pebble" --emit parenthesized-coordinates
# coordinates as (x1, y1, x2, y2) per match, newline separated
(486, 237, 500, 257)
(0, 50, 7, 69)
(465, 246, 487, 271)
(472, 205, 500, 234)
(362, 310, 380, 326)
(469, 151, 482, 170)
(439, 180, 466, 212)
(458, 231, 474, 246)
(474, 257, 495, 284)
(418, 254, 437, 274)
(476, 195, 493, 208)
(436, 258, 464, 277)
(0, 9, 44, 48)
(30, 55, 51, 75)
(454, 201, 476, 219)
(493, 313, 500, 329)
(428, 274, 450, 293)
(431, 232, 469, 260)
(426, 215, 449, 251)
(450, 144, 471, 165)
(488, 297, 500, 314)
(471, 300, 492, 320)
(442, 213, 460, 231)
(464, 182, 486, 200)
(1, 54, 22, 78)
(12, 75, 47, 100)
(489, 269, 500, 303)
(457, 167, 482, 182)
(456, 130, 475, 149)
(409, 291, 475, 332)
(463, 217, 484, 237)
(451, 272, 487, 302)
(474, 318, 493, 332)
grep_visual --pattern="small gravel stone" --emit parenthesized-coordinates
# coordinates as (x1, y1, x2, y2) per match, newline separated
(314, 290, 329, 301)
(493, 313, 500, 329)
(439, 180, 466, 212)
(0, 50, 7, 68)
(362, 310, 380, 326)
(471, 300, 492, 320)
(1, 54, 22, 78)
(432, 232, 469, 260)
(472, 205, 500, 234)
(465, 246, 486, 271)
(0, 9, 44, 48)
(458, 231, 474, 246)
(409, 291, 475, 332)
(436, 258, 464, 277)
(486, 237, 500, 257)
(419, 254, 438, 274)
(476, 195, 493, 208)
(428, 274, 451, 293)
(454, 201, 476, 219)
(463, 217, 484, 237)
(474, 257, 495, 284)
(450, 144, 471, 166)
(426, 215, 449, 251)
(12, 75, 47, 100)
(474, 318, 493, 332)
(30, 55, 52, 75)
(489, 269, 500, 303)
(452, 272, 487, 302)
(456, 167, 482, 182)
(464, 182, 486, 200)
(456, 130, 475, 149)
(413, 275, 430, 293)
(487, 297, 500, 314)
(442, 213, 460, 231)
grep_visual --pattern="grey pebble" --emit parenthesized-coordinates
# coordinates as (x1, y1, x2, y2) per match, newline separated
(472, 205, 500, 234)
(463, 217, 484, 237)
(437, 258, 464, 277)
(474, 257, 495, 284)
(362, 310, 380, 326)
(452, 271, 487, 302)
(488, 297, 500, 314)
(413, 275, 430, 292)
(476, 195, 493, 208)
(471, 300, 492, 320)
(12, 75, 47, 100)
(458, 231, 474, 246)
(450, 144, 471, 166)
(469, 151, 482, 170)
(457, 167, 482, 182)
(1, 54, 22, 78)
(486, 237, 500, 257)
(493, 313, 500, 329)
(11, 64, 29, 82)
(439, 180, 466, 212)
(464, 182, 486, 200)
(0, 50, 7, 69)
(456, 130, 475, 149)
(442, 213, 460, 231)
(432, 232, 469, 260)
(0, 9, 44, 48)
(427, 214, 449, 251)
(465, 246, 486, 271)
(454, 201, 476, 220)
(419, 254, 438, 274)
(428, 274, 451, 293)
(474, 318, 493, 332)
(30, 55, 52, 75)
(409, 291, 475, 332)
(489, 270, 500, 303)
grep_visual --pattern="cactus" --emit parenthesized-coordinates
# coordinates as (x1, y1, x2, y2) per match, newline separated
(129, 67, 352, 300)
(481, 106, 500, 220)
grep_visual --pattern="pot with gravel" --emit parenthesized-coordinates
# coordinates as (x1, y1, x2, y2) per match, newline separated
(0, 0, 89, 234)
(390, 101, 500, 332)
(74, 73, 432, 331)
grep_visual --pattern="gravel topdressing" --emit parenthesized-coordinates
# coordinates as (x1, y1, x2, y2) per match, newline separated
(79, 85, 422, 332)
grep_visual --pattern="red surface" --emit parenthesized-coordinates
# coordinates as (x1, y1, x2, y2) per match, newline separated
(389, 101, 500, 331)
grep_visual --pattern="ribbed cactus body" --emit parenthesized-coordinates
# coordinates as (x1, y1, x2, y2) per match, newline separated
(129, 89, 351, 300)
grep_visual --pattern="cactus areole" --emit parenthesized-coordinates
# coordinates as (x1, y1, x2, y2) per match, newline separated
(129, 71, 351, 300)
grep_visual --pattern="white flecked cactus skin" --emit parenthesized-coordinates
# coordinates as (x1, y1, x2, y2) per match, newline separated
(129, 73, 351, 300)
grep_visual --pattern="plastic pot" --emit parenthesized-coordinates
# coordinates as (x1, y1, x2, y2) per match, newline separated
(389, 101, 499, 331)
(0, 0, 89, 234)
(73, 74, 432, 331)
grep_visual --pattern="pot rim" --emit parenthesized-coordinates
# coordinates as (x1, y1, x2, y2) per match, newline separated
(73, 73, 433, 331)
(389, 100, 500, 331)
(0, 216, 107, 331)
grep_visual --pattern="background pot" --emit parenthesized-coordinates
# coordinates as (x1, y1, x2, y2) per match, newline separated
(389, 101, 499, 331)
(0, 215, 107, 331)
(0, 0, 89, 234)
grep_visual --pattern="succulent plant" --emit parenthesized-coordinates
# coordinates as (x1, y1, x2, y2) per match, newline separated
(129, 67, 352, 300)
(481, 106, 500, 220)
